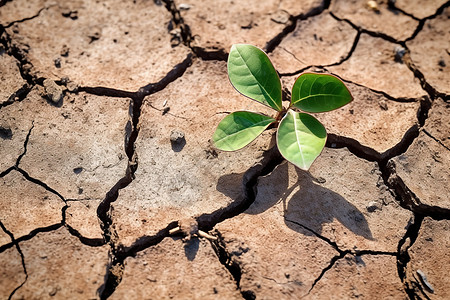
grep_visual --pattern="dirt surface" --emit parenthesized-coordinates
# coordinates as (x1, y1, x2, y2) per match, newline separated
(0, 0, 449, 299)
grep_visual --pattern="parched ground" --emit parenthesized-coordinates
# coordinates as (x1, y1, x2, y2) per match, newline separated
(0, 0, 449, 299)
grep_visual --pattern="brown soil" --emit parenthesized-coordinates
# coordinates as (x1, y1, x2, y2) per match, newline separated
(0, 0, 449, 299)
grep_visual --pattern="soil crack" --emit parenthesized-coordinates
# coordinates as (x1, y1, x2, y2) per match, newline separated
(285, 218, 344, 254)
(0, 223, 63, 254)
(95, 53, 193, 299)
(402, 51, 446, 100)
(210, 229, 253, 300)
(2, 5, 53, 28)
(15, 168, 66, 203)
(397, 214, 424, 299)
(196, 146, 285, 232)
(0, 83, 31, 109)
(383, 161, 450, 219)
(97, 221, 178, 300)
(264, 0, 331, 53)
(279, 26, 360, 78)
(15, 122, 34, 167)
(0, 23, 38, 85)
(77, 86, 135, 99)
(422, 129, 450, 151)
(329, 11, 401, 44)
(306, 251, 346, 296)
(307, 249, 398, 296)
(404, 1, 450, 42)
(0, 220, 28, 300)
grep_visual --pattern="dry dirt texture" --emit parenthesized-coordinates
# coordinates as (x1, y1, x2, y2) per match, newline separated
(0, 0, 449, 299)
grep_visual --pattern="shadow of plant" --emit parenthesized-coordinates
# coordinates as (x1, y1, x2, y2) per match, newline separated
(217, 160, 373, 240)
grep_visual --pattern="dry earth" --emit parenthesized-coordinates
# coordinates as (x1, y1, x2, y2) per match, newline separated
(0, 0, 449, 299)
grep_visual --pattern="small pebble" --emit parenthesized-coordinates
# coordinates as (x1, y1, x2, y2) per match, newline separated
(367, 0, 379, 12)
(170, 130, 185, 144)
(394, 46, 406, 63)
(54, 58, 61, 68)
(379, 100, 388, 110)
(316, 177, 326, 184)
(60, 44, 70, 57)
(366, 201, 381, 212)
(62, 9, 78, 20)
(179, 3, 191, 10)
(162, 106, 170, 115)
(43, 79, 64, 104)
(66, 80, 79, 93)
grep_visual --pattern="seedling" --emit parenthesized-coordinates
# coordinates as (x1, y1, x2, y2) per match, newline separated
(212, 44, 353, 170)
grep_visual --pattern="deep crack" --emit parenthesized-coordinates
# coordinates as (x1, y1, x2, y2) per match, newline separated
(95, 53, 193, 299)
(0, 223, 63, 254)
(210, 229, 254, 300)
(0, 83, 31, 109)
(196, 146, 285, 231)
(397, 214, 424, 299)
(382, 161, 450, 219)
(0, 20, 39, 85)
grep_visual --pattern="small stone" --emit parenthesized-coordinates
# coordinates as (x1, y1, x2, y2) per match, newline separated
(162, 106, 170, 115)
(49, 286, 59, 296)
(54, 58, 61, 68)
(178, 3, 191, 10)
(60, 76, 69, 85)
(43, 79, 64, 104)
(367, 0, 380, 12)
(379, 100, 388, 110)
(316, 177, 326, 184)
(66, 80, 79, 93)
(60, 45, 70, 57)
(438, 59, 446, 67)
(394, 46, 406, 63)
(89, 30, 101, 43)
(170, 130, 185, 144)
(366, 201, 381, 212)
(62, 9, 78, 20)
(179, 218, 198, 241)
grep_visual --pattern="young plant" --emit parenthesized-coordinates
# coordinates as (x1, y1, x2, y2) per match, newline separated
(212, 44, 353, 170)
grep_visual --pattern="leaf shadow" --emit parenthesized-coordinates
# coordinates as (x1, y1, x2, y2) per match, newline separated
(284, 166, 373, 240)
(218, 162, 373, 240)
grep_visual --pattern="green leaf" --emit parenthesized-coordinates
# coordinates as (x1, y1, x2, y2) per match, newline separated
(213, 111, 275, 151)
(277, 110, 326, 170)
(228, 44, 282, 111)
(291, 73, 352, 113)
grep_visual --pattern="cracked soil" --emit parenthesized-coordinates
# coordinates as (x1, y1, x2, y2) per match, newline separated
(0, 0, 449, 299)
